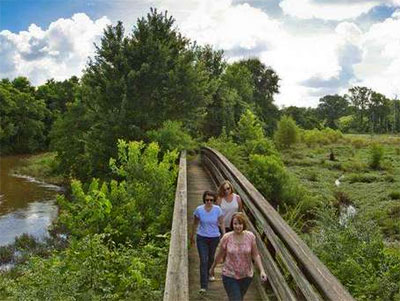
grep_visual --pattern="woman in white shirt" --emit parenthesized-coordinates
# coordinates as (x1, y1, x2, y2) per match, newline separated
(216, 180, 243, 232)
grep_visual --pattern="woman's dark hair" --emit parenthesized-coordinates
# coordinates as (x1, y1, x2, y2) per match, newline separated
(202, 191, 217, 203)
(230, 212, 248, 231)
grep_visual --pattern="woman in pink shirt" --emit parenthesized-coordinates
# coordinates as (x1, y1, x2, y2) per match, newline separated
(209, 212, 267, 301)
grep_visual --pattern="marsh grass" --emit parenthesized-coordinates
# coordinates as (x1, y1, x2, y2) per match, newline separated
(12, 152, 63, 185)
(283, 134, 400, 243)
(0, 246, 14, 264)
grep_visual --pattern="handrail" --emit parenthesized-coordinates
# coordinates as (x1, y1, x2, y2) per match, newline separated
(201, 146, 354, 301)
(163, 151, 188, 301)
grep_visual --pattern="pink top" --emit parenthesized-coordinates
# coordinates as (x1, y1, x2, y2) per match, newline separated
(220, 231, 258, 279)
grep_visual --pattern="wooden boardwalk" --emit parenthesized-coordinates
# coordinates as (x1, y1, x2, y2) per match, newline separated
(187, 156, 263, 301)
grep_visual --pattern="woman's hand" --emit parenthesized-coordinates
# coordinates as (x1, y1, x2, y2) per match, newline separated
(209, 266, 215, 278)
(260, 271, 267, 282)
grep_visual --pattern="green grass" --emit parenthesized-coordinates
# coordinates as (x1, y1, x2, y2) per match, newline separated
(12, 152, 64, 185)
(282, 134, 400, 241)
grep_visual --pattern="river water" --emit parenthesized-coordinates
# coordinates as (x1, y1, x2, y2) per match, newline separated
(0, 155, 60, 246)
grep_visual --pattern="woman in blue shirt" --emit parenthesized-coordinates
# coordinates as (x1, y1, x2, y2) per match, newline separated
(190, 190, 225, 294)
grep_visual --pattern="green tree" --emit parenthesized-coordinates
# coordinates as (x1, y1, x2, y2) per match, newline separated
(316, 94, 349, 129)
(281, 106, 321, 130)
(274, 115, 299, 149)
(234, 109, 264, 143)
(238, 58, 280, 134)
(0, 78, 48, 154)
(368, 91, 391, 133)
(146, 120, 196, 153)
(347, 86, 372, 131)
(52, 9, 213, 179)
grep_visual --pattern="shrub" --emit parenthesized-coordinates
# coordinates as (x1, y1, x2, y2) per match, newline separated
(274, 115, 299, 149)
(248, 154, 288, 208)
(341, 160, 366, 172)
(234, 109, 264, 143)
(384, 174, 395, 183)
(307, 210, 400, 300)
(349, 137, 368, 149)
(0, 245, 14, 264)
(14, 233, 38, 251)
(206, 131, 247, 172)
(389, 191, 400, 200)
(346, 173, 378, 183)
(306, 170, 318, 182)
(369, 143, 384, 170)
(1, 234, 168, 300)
(146, 120, 196, 153)
(246, 138, 278, 157)
(58, 140, 178, 244)
(333, 190, 352, 206)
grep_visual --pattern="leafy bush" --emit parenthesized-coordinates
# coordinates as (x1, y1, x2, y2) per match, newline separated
(14, 233, 38, 251)
(348, 137, 368, 149)
(346, 173, 378, 183)
(0, 234, 168, 301)
(307, 210, 400, 300)
(300, 128, 343, 146)
(146, 120, 197, 153)
(233, 109, 264, 143)
(0, 245, 14, 264)
(248, 154, 288, 208)
(58, 140, 178, 244)
(274, 115, 299, 149)
(206, 130, 247, 172)
(306, 170, 318, 182)
(341, 160, 366, 172)
(389, 191, 400, 200)
(369, 143, 384, 170)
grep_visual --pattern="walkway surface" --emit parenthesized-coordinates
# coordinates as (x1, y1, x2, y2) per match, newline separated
(187, 156, 263, 301)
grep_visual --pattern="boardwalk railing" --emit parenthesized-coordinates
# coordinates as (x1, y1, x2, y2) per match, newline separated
(201, 146, 354, 301)
(164, 151, 189, 301)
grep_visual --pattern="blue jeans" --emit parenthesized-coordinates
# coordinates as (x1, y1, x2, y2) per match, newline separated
(222, 275, 253, 301)
(196, 234, 220, 289)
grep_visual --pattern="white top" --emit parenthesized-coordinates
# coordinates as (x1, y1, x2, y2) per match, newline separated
(220, 193, 239, 229)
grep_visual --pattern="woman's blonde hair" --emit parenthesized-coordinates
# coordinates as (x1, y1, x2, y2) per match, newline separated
(218, 180, 234, 198)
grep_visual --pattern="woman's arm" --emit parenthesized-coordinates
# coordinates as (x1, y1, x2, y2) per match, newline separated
(190, 216, 199, 246)
(218, 215, 225, 236)
(251, 236, 267, 281)
(209, 237, 226, 277)
(237, 195, 243, 211)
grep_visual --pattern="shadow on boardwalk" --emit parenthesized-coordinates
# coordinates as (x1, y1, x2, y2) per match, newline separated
(187, 156, 262, 301)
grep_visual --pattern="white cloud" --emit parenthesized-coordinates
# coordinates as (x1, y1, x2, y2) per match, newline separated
(0, 13, 110, 85)
(279, 0, 379, 21)
(2, 0, 400, 107)
(354, 11, 400, 98)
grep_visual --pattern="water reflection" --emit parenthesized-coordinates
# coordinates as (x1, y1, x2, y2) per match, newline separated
(0, 155, 60, 246)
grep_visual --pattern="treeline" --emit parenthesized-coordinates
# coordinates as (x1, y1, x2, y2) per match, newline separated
(1, 13, 281, 183)
(1, 8, 399, 300)
(0, 9, 280, 300)
(283, 87, 400, 134)
(0, 76, 78, 154)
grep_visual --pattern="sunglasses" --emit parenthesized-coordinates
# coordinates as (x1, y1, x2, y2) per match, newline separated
(224, 187, 231, 191)
(205, 198, 215, 202)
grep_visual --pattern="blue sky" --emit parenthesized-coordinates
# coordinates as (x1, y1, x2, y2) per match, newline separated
(1, 0, 400, 107)
(0, 0, 110, 32)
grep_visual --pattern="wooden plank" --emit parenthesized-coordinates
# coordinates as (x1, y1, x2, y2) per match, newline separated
(164, 151, 189, 301)
(201, 147, 355, 301)
(203, 154, 296, 300)
(204, 152, 323, 300)
(187, 156, 263, 301)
